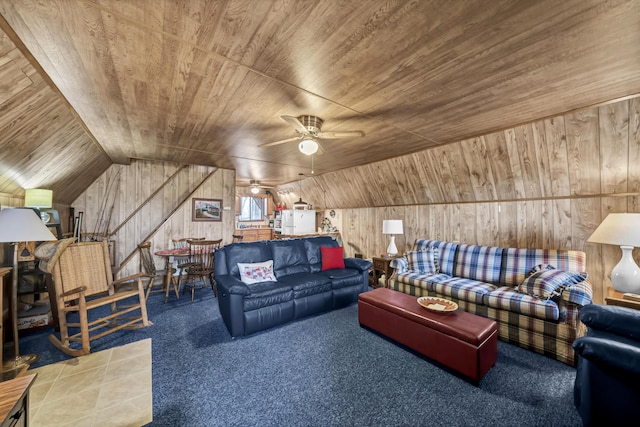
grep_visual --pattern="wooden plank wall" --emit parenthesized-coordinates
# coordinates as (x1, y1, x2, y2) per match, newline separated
(285, 96, 640, 305)
(72, 159, 235, 277)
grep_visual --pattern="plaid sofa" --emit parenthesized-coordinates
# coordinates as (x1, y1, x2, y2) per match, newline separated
(389, 239, 593, 366)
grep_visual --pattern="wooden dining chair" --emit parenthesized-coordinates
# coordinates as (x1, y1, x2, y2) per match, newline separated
(232, 234, 243, 243)
(182, 239, 222, 301)
(47, 240, 150, 356)
(173, 237, 204, 289)
(138, 241, 178, 301)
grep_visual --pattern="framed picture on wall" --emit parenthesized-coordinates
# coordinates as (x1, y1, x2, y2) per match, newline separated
(192, 198, 222, 222)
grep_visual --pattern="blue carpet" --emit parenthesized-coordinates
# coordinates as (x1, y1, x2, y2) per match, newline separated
(19, 290, 582, 426)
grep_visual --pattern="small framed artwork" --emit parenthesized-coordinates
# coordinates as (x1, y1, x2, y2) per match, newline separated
(192, 198, 222, 222)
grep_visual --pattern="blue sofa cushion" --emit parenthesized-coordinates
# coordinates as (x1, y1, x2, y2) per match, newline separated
(344, 258, 372, 271)
(319, 268, 361, 289)
(304, 236, 339, 273)
(580, 304, 640, 341)
(243, 281, 294, 312)
(225, 241, 272, 278)
(271, 239, 310, 277)
(278, 273, 332, 298)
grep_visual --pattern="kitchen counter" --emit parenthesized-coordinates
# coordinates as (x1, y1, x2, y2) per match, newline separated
(274, 232, 342, 246)
(234, 228, 274, 242)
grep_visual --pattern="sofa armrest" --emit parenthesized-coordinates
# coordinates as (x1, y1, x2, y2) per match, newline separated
(573, 336, 640, 376)
(580, 304, 640, 342)
(215, 275, 251, 296)
(344, 257, 372, 271)
(390, 256, 408, 273)
(561, 279, 593, 306)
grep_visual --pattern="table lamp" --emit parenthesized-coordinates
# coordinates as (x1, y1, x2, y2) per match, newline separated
(588, 213, 640, 294)
(383, 220, 403, 257)
(0, 208, 57, 369)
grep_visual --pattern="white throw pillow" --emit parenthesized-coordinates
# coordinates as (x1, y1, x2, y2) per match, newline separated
(237, 260, 277, 284)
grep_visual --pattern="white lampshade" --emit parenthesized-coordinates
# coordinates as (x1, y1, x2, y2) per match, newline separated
(24, 188, 53, 208)
(250, 185, 260, 194)
(0, 208, 57, 243)
(298, 138, 319, 155)
(383, 220, 403, 235)
(587, 213, 640, 246)
(588, 213, 640, 293)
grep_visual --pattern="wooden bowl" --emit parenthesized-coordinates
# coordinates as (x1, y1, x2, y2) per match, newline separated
(417, 296, 458, 313)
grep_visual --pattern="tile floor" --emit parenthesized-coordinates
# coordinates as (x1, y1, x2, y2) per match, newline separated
(26, 339, 152, 427)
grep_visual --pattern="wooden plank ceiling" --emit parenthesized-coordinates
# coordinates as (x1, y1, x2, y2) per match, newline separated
(0, 0, 639, 204)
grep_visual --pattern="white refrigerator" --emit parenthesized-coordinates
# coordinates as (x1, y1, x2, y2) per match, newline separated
(281, 210, 316, 235)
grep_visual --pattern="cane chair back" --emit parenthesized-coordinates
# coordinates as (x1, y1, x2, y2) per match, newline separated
(182, 239, 223, 301)
(48, 240, 150, 356)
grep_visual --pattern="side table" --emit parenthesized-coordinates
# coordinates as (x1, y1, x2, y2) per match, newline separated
(0, 373, 36, 426)
(371, 257, 395, 288)
(605, 288, 640, 310)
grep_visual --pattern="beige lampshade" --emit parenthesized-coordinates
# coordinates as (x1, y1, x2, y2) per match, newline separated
(24, 188, 53, 208)
(0, 208, 57, 242)
(587, 213, 640, 247)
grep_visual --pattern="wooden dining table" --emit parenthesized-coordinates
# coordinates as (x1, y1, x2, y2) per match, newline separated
(154, 247, 189, 302)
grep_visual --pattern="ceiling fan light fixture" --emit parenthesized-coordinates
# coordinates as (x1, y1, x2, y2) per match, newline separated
(249, 179, 261, 194)
(298, 138, 318, 155)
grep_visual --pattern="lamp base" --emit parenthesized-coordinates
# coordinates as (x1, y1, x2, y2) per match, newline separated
(387, 235, 398, 257)
(611, 246, 640, 294)
(3, 353, 40, 370)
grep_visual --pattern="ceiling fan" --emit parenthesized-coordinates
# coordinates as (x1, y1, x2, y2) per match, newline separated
(248, 180, 274, 194)
(259, 115, 365, 155)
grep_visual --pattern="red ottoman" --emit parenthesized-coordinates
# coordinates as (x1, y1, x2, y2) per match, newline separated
(358, 288, 497, 383)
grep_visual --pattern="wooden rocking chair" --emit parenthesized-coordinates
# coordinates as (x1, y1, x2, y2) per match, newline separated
(48, 240, 150, 357)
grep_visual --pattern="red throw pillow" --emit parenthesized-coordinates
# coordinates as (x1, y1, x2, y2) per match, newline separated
(321, 246, 345, 271)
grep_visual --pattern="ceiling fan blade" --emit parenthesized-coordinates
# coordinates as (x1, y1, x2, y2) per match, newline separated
(281, 115, 309, 134)
(247, 179, 275, 188)
(259, 136, 301, 147)
(317, 130, 365, 139)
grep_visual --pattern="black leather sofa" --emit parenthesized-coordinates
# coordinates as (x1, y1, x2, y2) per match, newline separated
(213, 236, 372, 336)
(573, 304, 640, 426)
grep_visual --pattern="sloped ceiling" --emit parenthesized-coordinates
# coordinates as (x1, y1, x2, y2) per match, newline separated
(0, 0, 639, 204)
(0, 27, 110, 204)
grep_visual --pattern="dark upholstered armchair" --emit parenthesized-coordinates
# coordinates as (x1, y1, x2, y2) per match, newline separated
(573, 304, 640, 426)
